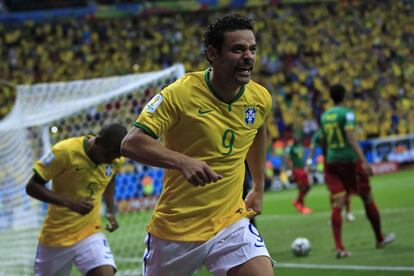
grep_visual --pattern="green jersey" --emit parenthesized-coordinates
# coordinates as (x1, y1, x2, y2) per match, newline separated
(321, 106, 357, 163)
(288, 142, 305, 168)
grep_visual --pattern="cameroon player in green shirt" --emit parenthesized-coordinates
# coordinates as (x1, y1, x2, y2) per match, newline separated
(321, 84, 395, 259)
(287, 135, 312, 214)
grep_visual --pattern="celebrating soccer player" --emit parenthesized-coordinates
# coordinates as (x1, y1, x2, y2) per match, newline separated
(26, 123, 127, 275)
(121, 12, 274, 276)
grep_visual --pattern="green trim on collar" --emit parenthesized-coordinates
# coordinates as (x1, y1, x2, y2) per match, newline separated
(134, 122, 159, 139)
(204, 68, 245, 107)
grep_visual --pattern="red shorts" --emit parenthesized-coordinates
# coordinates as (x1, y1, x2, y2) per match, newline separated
(325, 161, 371, 197)
(355, 159, 371, 195)
(292, 168, 309, 186)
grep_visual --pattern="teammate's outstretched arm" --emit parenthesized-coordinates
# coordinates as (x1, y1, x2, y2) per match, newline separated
(121, 127, 222, 186)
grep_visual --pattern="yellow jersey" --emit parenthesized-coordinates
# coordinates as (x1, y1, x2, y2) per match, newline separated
(33, 136, 123, 246)
(135, 69, 272, 241)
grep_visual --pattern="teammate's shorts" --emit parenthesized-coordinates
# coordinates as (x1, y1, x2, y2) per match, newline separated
(292, 168, 310, 186)
(34, 232, 116, 276)
(142, 218, 274, 276)
(325, 161, 372, 198)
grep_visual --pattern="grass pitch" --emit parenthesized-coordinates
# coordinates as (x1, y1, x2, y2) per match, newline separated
(194, 170, 414, 275)
(106, 170, 414, 276)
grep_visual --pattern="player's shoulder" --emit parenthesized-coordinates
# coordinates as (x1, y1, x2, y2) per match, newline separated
(113, 156, 125, 167)
(246, 80, 271, 96)
(163, 71, 204, 95)
(53, 136, 82, 149)
(246, 79, 272, 104)
(331, 105, 352, 114)
(52, 136, 85, 158)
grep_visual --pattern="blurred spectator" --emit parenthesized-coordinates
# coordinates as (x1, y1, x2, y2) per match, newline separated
(0, 1, 413, 139)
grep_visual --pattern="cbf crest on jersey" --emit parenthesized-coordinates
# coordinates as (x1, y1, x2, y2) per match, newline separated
(244, 105, 257, 125)
(105, 165, 113, 176)
(145, 94, 164, 113)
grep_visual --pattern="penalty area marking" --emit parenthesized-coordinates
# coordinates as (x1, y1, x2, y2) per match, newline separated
(276, 263, 414, 272)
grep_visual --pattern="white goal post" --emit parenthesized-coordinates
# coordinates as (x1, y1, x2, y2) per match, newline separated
(0, 64, 185, 275)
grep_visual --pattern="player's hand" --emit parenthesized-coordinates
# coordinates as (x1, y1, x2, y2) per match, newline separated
(244, 189, 264, 217)
(65, 198, 93, 215)
(105, 213, 119, 232)
(179, 157, 223, 186)
(362, 162, 374, 176)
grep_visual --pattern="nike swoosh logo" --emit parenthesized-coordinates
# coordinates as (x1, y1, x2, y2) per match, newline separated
(198, 108, 214, 114)
(75, 167, 87, 171)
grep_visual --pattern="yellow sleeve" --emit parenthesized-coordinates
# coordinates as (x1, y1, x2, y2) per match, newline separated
(134, 87, 181, 138)
(113, 157, 125, 173)
(33, 146, 69, 181)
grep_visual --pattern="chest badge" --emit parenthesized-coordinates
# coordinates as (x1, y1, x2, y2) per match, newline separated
(244, 106, 257, 125)
(105, 165, 113, 176)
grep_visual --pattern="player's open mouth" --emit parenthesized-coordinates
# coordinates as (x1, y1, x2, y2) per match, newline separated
(236, 68, 252, 76)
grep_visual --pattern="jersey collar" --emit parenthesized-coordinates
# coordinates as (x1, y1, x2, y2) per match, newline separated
(204, 68, 245, 107)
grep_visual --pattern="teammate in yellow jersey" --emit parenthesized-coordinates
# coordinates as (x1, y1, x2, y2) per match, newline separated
(121, 12, 274, 276)
(26, 123, 127, 276)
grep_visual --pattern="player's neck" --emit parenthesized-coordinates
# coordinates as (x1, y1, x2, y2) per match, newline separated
(85, 137, 98, 164)
(209, 69, 241, 102)
(334, 102, 345, 107)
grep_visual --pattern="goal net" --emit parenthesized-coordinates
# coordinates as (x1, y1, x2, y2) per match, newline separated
(0, 64, 185, 276)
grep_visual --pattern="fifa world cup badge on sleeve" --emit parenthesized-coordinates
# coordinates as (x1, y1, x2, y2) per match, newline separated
(40, 151, 55, 166)
(145, 94, 164, 113)
(346, 112, 355, 122)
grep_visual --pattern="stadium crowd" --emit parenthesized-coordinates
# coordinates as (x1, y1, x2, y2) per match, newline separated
(1, 1, 413, 140)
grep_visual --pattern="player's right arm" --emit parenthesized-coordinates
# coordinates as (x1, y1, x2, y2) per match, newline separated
(344, 110, 373, 175)
(120, 127, 222, 186)
(26, 147, 93, 215)
(26, 174, 93, 215)
(345, 128, 372, 175)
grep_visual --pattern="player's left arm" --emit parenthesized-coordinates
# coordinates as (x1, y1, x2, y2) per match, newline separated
(103, 176, 119, 232)
(245, 125, 266, 215)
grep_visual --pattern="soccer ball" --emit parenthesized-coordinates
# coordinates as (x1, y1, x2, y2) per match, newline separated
(291, 237, 311, 256)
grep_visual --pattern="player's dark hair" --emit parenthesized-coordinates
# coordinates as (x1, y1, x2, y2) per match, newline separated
(329, 84, 346, 104)
(97, 123, 127, 155)
(203, 12, 254, 63)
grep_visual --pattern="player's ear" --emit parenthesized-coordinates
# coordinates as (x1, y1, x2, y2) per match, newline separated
(206, 45, 217, 62)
